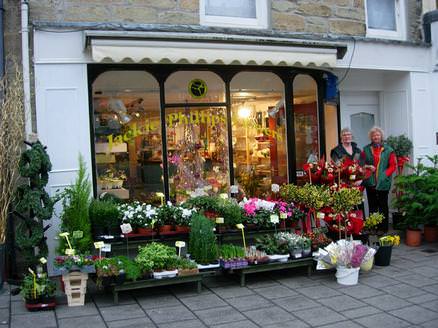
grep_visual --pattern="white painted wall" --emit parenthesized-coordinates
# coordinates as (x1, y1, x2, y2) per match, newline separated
(34, 31, 92, 274)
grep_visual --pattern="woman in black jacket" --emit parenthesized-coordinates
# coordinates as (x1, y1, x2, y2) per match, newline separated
(330, 128, 362, 163)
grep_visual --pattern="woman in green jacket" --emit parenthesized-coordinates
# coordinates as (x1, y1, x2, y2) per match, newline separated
(361, 127, 397, 232)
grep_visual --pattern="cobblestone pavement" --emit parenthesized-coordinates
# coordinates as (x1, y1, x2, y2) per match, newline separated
(1, 243, 438, 328)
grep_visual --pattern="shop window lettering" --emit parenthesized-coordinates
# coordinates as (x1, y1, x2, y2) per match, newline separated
(107, 121, 158, 151)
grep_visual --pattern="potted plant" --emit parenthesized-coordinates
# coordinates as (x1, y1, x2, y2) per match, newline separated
(114, 256, 142, 281)
(363, 212, 384, 245)
(217, 198, 243, 232)
(175, 206, 194, 233)
(393, 158, 432, 246)
(176, 258, 199, 276)
(184, 196, 220, 219)
(374, 234, 400, 266)
(89, 199, 121, 236)
(53, 254, 96, 275)
(422, 155, 438, 242)
(119, 201, 157, 235)
(219, 244, 248, 269)
(255, 234, 289, 262)
(135, 242, 179, 279)
(188, 214, 218, 267)
(156, 203, 178, 234)
(21, 271, 56, 311)
(95, 257, 124, 287)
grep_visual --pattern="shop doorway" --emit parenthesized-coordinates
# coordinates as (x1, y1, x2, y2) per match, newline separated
(340, 91, 380, 149)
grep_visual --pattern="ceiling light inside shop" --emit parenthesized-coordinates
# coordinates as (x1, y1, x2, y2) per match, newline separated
(238, 106, 251, 119)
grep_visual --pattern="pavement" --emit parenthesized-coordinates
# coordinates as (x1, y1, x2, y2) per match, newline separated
(1, 242, 438, 328)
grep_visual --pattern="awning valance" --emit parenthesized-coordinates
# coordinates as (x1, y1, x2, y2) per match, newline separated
(89, 36, 343, 68)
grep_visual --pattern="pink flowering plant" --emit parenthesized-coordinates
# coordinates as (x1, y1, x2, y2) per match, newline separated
(239, 198, 276, 228)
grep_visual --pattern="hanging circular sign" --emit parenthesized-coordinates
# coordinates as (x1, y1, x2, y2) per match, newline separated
(188, 79, 208, 99)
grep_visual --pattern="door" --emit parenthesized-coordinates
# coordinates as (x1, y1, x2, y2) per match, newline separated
(340, 92, 379, 149)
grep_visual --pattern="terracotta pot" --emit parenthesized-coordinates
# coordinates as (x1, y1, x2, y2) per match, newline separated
(405, 229, 422, 247)
(424, 225, 438, 243)
(159, 225, 174, 234)
(175, 225, 190, 233)
(138, 227, 155, 236)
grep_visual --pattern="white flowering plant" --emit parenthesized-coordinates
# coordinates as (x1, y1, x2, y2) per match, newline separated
(118, 201, 157, 229)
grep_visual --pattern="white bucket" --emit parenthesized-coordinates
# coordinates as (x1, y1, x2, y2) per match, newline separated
(336, 266, 360, 286)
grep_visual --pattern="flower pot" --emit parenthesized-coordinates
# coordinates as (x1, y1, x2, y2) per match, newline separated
(178, 268, 199, 276)
(374, 245, 392, 266)
(175, 225, 190, 233)
(405, 228, 422, 247)
(360, 257, 374, 272)
(302, 248, 312, 257)
(424, 225, 438, 243)
(336, 266, 360, 286)
(138, 227, 155, 235)
(159, 225, 174, 235)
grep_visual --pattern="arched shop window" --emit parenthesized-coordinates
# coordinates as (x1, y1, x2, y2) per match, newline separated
(293, 74, 319, 185)
(92, 71, 163, 201)
(230, 72, 287, 196)
(165, 71, 229, 202)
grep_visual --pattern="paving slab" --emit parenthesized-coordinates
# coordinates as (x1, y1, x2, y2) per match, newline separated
(272, 295, 319, 312)
(243, 306, 297, 326)
(210, 285, 254, 299)
(225, 294, 273, 312)
(296, 285, 341, 299)
(157, 319, 206, 328)
(11, 312, 57, 328)
(100, 303, 147, 322)
(211, 319, 259, 328)
(381, 283, 428, 299)
(354, 312, 411, 328)
(137, 294, 181, 310)
(314, 320, 364, 328)
(0, 308, 8, 325)
(253, 285, 298, 299)
(194, 306, 246, 326)
(106, 317, 156, 328)
(58, 315, 106, 328)
(146, 305, 195, 324)
(92, 293, 136, 307)
(320, 295, 367, 312)
(55, 302, 99, 319)
(362, 294, 412, 311)
(179, 293, 227, 311)
(341, 306, 382, 319)
(292, 305, 346, 326)
(340, 285, 384, 298)
(389, 305, 438, 325)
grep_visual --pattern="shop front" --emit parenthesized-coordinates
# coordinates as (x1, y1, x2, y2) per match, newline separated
(90, 65, 339, 203)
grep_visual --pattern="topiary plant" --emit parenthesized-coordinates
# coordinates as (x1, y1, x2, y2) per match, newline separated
(189, 213, 218, 264)
(14, 140, 58, 269)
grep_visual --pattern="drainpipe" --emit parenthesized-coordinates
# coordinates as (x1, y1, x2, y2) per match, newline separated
(0, 1, 4, 78)
(21, 0, 32, 137)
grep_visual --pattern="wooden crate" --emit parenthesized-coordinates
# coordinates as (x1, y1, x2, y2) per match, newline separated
(63, 272, 88, 306)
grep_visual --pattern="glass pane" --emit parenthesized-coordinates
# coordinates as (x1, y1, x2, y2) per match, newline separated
(231, 72, 287, 197)
(293, 74, 319, 185)
(205, 0, 256, 18)
(324, 103, 339, 159)
(165, 71, 225, 104)
(92, 71, 163, 202)
(351, 112, 375, 149)
(166, 107, 229, 202)
(367, 0, 396, 31)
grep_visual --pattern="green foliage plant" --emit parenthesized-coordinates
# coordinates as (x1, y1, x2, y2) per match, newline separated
(188, 213, 218, 264)
(386, 135, 413, 157)
(219, 244, 245, 259)
(114, 256, 142, 281)
(89, 199, 121, 234)
(135, 242, 178, 272)
(393, 157, 438, 228)
(217, 199, 243, 226)
(184, 196, 220, 213)
(58, 155, 92, 254)
(20, 272, 56, 301)
(176, 257, 198, 270)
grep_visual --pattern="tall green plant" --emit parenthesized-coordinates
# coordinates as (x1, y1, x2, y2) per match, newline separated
(189, 213, 218, 264)
(386, 135, 413, 157)
(15, 141, 57, 268)
(59, 156, 92, 254)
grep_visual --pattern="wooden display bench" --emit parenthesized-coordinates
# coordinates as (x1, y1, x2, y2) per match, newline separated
(226, 257, 314, 287)
(111, 274, 203, 304)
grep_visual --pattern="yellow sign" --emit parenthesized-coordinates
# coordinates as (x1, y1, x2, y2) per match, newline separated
(94, 241, 105, 249)
(188, 79, 208, 99)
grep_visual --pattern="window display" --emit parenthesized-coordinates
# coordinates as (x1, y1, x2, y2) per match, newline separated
(293, 75, 319, 185)
(92, 71, 164, 201)
(231, 72, 287, 196)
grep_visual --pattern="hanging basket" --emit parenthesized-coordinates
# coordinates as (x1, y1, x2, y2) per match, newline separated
(335, 266, 360, 286)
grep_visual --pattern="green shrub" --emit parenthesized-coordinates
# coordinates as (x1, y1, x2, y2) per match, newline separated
(135, 242, 178, 272)
(89, 199, 121, 233)
(189, 213, 218, 264)
(386, 135, 413, 157)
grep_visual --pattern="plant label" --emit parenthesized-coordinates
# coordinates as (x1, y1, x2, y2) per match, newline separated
(236, 223, 244, 230)
(215, 217, 224, 224)
(270, 215, 279, 224)
(94, 241, 105, 249)
(102, 244, 112, 252)
(120, 223, 133, 234)
(280, 213, 287, 219)
(175, 241, 186, 248)
(65, 248, 75, 256)
(219, 193, 228, 199)
(72, 230, 83, 239)
(230, 185, 239, 194)
(317, 212, 325, 219)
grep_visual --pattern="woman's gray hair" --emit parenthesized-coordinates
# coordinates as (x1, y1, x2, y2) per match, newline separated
(368, 126, 384, 140)
(340, 127, 352, 136)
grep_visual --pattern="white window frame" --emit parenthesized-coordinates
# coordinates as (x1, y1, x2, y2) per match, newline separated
(199, 0, 270, 29)
(365, 0, 406, 40)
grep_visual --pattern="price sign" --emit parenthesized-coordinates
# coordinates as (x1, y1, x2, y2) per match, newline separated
(94, 241, 105, 249)
(72, 230, 83, 239)
(120, 223, 133, 234)
(230, 185, 239, 194)
(175, 241, 186, 248)
(236, 223, 244, 230)
(65, 248, 75, 256)
(215, 217, 224, 224)
(102, 244, 112, 252)
(317, 212, 325, 219)
(280, 213, 287, 219)
(270, 215, 279, 224)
